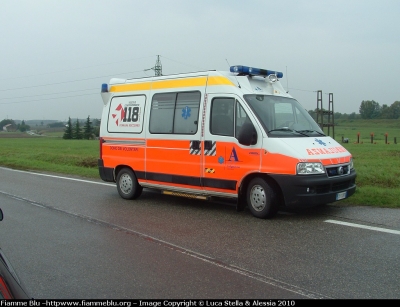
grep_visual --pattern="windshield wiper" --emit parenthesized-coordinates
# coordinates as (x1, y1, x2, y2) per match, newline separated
(297, 129, 326, 136)
(268, 128, 292, 133)
(268, 128, 308, 136)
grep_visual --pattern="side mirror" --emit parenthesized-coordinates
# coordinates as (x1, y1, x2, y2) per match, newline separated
(0, 208, 3, 221)
(237, 122, 257, 146)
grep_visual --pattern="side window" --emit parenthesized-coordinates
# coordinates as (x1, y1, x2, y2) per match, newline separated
(149, 93, 175, 133)
(149, 91, 201, 134)
(210, 98, 234, 136)
(174, 92, 201, 134)
(235, 102, 251, 138)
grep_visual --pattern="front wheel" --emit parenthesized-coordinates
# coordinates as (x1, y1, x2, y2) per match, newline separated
(247, 178, 278, 219)
(116, 168, 143, 200)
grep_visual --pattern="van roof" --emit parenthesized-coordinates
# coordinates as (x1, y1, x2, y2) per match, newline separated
(108, 65, 284, 85)
(102, 65, 291, 100)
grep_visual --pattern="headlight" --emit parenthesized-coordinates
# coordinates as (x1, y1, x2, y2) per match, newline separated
(350, 157, 354, 170)
(297, 162, 325, 175)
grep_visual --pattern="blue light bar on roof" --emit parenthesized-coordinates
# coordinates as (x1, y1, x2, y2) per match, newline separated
(101, 83, 108, 93)
(230, 65, 283, 79)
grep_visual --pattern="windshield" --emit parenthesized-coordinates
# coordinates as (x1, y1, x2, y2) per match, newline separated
(244, 95, 324, 137)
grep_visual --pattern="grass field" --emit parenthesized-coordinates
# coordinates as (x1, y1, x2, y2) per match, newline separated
(333, 118, 400, 144)
(0, 134, 99, 178)
(322, 119, 400, 208)
(0, 119, 399, 209)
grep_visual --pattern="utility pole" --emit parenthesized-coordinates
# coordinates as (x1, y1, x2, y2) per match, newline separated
(154, 55, 162, 76)
(145, 55, 162, 76)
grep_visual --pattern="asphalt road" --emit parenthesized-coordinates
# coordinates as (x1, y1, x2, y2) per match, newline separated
(0, 167, 399, 299)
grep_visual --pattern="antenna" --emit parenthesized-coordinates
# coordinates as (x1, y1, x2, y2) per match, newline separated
(286, 66, 289, 93)
(227, 59, 241, 88)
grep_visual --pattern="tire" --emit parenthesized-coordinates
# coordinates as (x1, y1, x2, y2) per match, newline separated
(116, 168, 143, 200)
(246, 178, 278, 219)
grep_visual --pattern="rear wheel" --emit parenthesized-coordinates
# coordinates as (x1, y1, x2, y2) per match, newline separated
(247, 178, 278, 219)
(116, 168, 143, 200)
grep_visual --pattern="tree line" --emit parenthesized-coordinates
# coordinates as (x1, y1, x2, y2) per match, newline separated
(0, 116, 99, 138)
(358, 100, 400, 119)
(308, 100, 400, 120)
(308, 110, 360, 120)
(0, 119, 31, 132)
(63, 116, 98, 140)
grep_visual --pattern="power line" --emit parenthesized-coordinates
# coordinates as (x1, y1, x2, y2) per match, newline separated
(0, 92, 98, 105)
(0, 56, 325, 106)
(0, 69, 146, 92)
(0, 55, 158, 81)
(1, 55, 166, 104)
(288, 87, 317, 93)
(160, 55, 204, 71)
(288, 87, 333, 96)
(0, 88, 96, 101)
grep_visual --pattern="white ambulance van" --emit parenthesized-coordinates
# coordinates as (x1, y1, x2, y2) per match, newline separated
(98, 65, 356, 218)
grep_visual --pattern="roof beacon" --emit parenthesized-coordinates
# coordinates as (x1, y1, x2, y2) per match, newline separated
(101, 83, 108, 93)
(230, 65, 283, 79)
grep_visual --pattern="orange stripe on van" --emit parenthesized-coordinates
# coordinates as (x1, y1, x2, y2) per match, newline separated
(101, 138, 146, 171)
(108, 76, 235, 93)
(109, 77, 207, 93)
(110, 83, 151, 92)
(320, 156, 351, 166)
(262, 152, 352, 175)
(261, 152, 299, 175)
(146, 139, 189, 149)
(151, 77, 208, 89)
(207, 76, 235, 86)
(145, 139, 199, 177)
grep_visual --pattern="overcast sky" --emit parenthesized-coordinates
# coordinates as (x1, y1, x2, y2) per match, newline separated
(1, 0, 399, 121)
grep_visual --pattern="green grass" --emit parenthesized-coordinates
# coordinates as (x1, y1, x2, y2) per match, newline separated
(334, 142, 400, 208)
(0, 136, 99, 178)
(0, 120, 399, 209)
(324, 119, 400, 208)
(333, 118, 400, 144)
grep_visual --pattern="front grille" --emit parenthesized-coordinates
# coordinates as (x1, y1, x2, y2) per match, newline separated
(315, 178, 355, 194)
(326, 164, 350, 177)
(316, 184, 330, 194)
(332, 180, 352, 192)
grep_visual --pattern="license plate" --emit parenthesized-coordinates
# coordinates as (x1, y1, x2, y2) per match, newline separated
(336, 191, 347, 200)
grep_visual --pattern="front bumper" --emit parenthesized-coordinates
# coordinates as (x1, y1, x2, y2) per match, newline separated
(270, 169, 357, 208)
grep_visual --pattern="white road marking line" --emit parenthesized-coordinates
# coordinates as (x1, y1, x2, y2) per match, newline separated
(0, 167, 114, 186)
(1, 190, 330, 299)
(325, 219, 400, 235)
